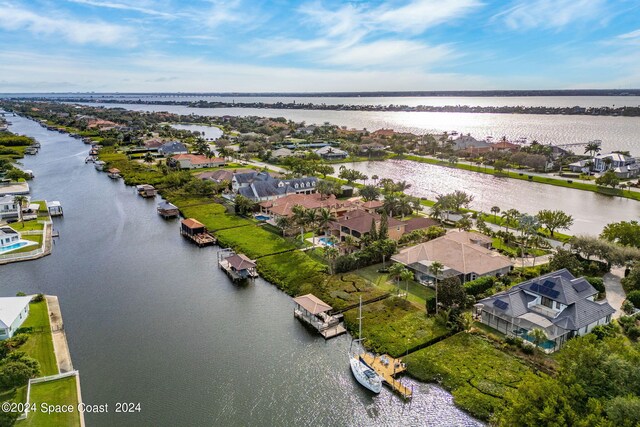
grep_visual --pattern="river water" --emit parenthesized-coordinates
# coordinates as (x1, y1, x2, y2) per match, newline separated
(84, 102, 640, 156)
(2, 116, 481, 426)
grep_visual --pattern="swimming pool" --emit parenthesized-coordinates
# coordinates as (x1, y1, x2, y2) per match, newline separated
(254, 215, 270, 221)
(0, 240, 34, 254)
(318, 237, 335, 247)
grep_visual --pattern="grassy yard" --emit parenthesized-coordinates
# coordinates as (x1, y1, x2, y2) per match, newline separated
(405, 332, 535, 420)
(343, 297, 450, 358)
(356, 263, 435, 306)
(10, 220, 44, 232)
(178, 202, 254, 231)
(17, 376, 80, 427)
(19, 301, 58, 376)
(256, 251, 326, 295)
(7, 235, 43, 255)
(216, 226, 297, 258)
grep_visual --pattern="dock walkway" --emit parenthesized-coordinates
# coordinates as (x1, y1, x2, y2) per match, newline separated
(360, 353, 412, 399)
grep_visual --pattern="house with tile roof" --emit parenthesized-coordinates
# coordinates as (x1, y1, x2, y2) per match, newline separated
(474, 269, 615, 352)
(328, 209, 406, 242)
(391, 230, 512, 283)
(169, 154, 226, 169)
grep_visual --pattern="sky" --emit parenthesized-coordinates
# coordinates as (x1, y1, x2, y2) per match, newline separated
(1, 0, 640, 92)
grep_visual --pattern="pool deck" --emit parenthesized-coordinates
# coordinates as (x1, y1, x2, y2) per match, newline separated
(0, 221, 53, 265)
(305, 236, 335, 248)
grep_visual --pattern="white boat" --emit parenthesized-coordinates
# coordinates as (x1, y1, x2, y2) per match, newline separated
(349, 297, 383, 394)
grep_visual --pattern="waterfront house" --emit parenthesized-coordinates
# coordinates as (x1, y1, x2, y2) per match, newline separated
(233, 171, 318, 202)
(169, 154, 226, 169)
(452, 135, 490, 151)
(0, 226, 20, 249)
(328, 209, 405, 243)
(293, 293, 346, 339)
(403, 217, 440, 233)
(474, 269, 615, 352)
(360, 200, 384, 213)
(391, 231, 512, 284)
(0, 296, 32, 340)
(158, 141, 188, 156)
(0, 195, 19, 220)
(259, 192, 358, 219)
(315, 146, 348, 160)
(569, 152, 639, 178)
(197, 168, 251, 184)
(143, 139, 164, 151)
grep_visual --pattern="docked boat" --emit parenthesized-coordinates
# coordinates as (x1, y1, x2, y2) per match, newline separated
(94, 160, 106, 171)
(349, 297, 382, 394)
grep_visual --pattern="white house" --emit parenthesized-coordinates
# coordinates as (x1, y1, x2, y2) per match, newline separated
(0, 225, 20, 248)
(569, 152, 639, 178)
(0, 195, 19, 220)
(0, 296, 32, 340)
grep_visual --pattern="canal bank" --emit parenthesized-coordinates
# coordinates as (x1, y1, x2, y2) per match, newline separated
(3, 115, 482, 426)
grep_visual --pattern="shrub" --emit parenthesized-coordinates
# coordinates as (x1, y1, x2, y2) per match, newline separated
(627, 290, 640, 308)
(520, 343, 535, 354)
(622, 300, 635, 315)
(464, 276, 496, 297)
(627, 326, 640, 341)
(31, 293, 44, 303)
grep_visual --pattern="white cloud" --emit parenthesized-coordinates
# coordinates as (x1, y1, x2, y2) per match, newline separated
(0, 51, 489, 92)
(66, 0, 174, 17)
(497, 0, 607, 31)
(375, 0, 483, 34)
(0, 3, 135, 46)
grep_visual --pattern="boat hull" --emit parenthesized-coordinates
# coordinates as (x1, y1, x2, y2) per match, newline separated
(350, 356, 382, 394)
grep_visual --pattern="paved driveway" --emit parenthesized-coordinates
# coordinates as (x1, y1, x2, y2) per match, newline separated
(604, 267, 627, 319)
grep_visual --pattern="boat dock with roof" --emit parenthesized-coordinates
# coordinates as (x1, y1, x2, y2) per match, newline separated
(292, 293, 346, 339)
(217, 248, 258, 282)
(180, 218, 216, 247)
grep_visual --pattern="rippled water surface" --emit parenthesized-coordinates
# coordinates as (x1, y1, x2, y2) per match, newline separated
(2, 115, 482, 426)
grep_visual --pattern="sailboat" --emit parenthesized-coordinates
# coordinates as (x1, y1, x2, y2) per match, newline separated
(349, 297, 383, 394)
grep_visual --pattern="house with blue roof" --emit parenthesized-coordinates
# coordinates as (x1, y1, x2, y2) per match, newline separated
(475, 269, 615, 352)
(231, 171, 317, 202)
(158, 141, 188, 156)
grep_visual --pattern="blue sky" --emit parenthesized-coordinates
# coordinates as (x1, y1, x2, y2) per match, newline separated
(1, 0, 640, 92)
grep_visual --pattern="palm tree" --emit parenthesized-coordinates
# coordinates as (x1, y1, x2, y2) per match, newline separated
(400, 268, 413, 299)
(529, 328, 548, 350)
(13, 195, 27, 223)
(371, 174, 379, 186)
(388, 263, 405, 294)
(275, 216, 292, 236)
(324, 245, 340, 275)
(501, 208, 520, 233)
(490, 206, 501, 222)
(584, 140, 601, 158)
(143, 152, 154, 164)
(316, 208, 336, 237)
(429, 261, 444, 314)
(342, 235, 357, 254)
(291, 204, 307, 243)
(303, 209, 318, 234)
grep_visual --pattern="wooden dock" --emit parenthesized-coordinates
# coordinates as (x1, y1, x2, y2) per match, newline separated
(359, 353, 413, 399)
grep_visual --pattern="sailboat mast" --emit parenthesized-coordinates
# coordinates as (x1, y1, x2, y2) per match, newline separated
(358, 296, 362, 343)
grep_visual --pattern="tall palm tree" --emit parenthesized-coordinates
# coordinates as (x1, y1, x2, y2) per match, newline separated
(400, 268, 413, 299)
(429, 261, 444, 314)
(324, 245, 340, 275)
(303, 209, 318, 234)
(275, 216, 292, 236)
(501, 208, 520, 233)
(13, 195, 27, 223)
(490, 206, 501, 222)
(316, 208, 336, 237)
(388, 263, 405, 294)
(342, 235, 357, 254)
(584, 140, 601, 158)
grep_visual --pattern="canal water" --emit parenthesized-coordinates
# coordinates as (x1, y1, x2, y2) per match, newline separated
(334, 160, 640, 236)
(2, 116, 482, 426)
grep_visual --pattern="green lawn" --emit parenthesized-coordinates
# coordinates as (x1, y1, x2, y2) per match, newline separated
(216, 226, 296, 258)
(17, 376, 80, 427)
(356, 263, 435, 306)
(178, 202, 254, 231)
(20, 301, 58, 376)
(10, 220, 44, 232)
(257, 251, 327, 295)
(343, 297, 450, 357)
(405, 332, 535, 420)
